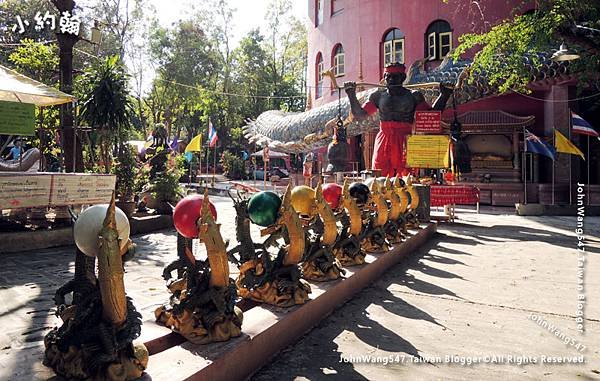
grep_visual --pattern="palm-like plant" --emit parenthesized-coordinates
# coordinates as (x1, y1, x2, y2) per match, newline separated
(79, 55, 134, 174)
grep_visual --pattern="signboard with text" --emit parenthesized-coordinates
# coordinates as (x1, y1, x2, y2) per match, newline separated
(414, 111, 442, 133)
(0, 173, 116, 209)
(0, 101, 35, 136)
(406, 135, 450, 169)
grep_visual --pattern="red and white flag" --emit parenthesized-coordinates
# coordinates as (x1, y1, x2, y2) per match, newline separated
(208, 119, 218, 148)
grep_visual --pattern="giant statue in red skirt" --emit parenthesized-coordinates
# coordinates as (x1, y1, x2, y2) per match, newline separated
(344, 63, 453, 177)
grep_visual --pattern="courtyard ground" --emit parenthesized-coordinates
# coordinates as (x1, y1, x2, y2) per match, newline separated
(0, 199, 598, 380)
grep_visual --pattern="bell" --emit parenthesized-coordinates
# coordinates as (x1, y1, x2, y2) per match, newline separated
(326, 118, 349, 172)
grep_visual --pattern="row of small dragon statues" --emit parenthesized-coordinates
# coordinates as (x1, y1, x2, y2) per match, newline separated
(43, 177, 421, 380)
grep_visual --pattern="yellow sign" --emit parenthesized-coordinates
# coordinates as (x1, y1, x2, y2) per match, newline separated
(406, 135, 450, 169)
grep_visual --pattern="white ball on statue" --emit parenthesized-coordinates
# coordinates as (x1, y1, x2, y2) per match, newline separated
(74, 204, 131, 257)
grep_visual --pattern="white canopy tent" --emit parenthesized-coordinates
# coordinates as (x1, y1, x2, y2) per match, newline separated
(0, 64, 76, 171)
(0, 64, 75, 106)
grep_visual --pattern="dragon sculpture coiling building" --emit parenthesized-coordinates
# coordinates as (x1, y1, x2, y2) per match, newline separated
(243, 55, 571, 154)
(242, 58, 470, 153)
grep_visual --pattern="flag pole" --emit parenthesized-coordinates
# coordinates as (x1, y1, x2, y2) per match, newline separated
(212, 142, 217, 187)
(188, 153, 193, 185)
(569, 119, 573, 205)
(199, 145, 202, 184)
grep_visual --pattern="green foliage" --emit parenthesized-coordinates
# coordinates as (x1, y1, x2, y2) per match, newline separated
(145, 0, 307, 158)
(221, 150, 246, 180)
(8, 39, 58, 82)
(134, 162, 150, 194)
(113, 145, 138, 201)
(149, 153, 183, 202)
(452, 1, 600, 93)
(78, 55, 135, 173)
(0, 0, 56, 49)
(79, 55, 134, 134)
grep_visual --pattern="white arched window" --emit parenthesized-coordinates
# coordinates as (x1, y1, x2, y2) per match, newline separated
(383, 28, 405, 67)
(333, 44, 345, 77)
(316, 52, 323, 98)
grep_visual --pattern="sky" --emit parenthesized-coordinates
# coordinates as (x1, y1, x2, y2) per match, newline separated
(150, 0, 309, 45)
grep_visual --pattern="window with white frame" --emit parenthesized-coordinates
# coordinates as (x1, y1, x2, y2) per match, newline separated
(316, 0, 323, 26)
(439, 31, 452, 58)
(316, 53, 323, 98)
(383, 28, 405, 67)
(425, 20, 452, 60)
(427, 32, 436, 60)
(333, 44, 345, 76)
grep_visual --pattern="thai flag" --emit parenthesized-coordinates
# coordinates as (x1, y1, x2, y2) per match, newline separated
(208, 119, 218, 148)
(571, 111, 599, 137)
(525, 130, 556, 160)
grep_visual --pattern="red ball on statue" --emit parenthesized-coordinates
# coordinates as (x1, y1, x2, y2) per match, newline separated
(173, 195, 217, 238)
(322, 183, 343, 210)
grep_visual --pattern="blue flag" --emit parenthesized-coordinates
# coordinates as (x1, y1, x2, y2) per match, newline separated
(525, 130, 556, 160)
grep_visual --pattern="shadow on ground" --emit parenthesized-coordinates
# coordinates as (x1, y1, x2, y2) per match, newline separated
(250, 233, 465, 381)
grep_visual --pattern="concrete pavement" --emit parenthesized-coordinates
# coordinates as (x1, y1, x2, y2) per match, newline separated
(1, 198, 599, 380)
(252, 209, 600, 380)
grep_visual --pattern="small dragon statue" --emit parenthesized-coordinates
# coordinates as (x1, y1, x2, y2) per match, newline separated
(301, 182, 344, 282)
(236, 185, 311, 307)
(226, 190, 265, 265)
(332, 180, 364, 266)
(381, 177, 404, 244)
(44, 194, 148, 381)
(405, 176, 421, 229)
(156, 190, 243, 344)
(359, 180, 391, 253)
(393, 176, 410, 235)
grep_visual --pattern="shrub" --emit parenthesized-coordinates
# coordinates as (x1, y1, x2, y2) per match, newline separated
(221, 150, 246, 180)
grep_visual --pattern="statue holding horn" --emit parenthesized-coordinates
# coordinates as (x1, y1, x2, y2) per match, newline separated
(343, 63, 454, 177)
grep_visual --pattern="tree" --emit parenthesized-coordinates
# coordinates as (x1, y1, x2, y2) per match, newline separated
(452, 0, 600, 93)
(79, 55, 134, 173)
(0, 0, 56, 55)
(263, 0, 307, 112)
(148, 18, 220, 140)
(231, 29, 272, 120)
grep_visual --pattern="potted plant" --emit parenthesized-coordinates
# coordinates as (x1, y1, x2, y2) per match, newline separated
(142, 150, 184, 215)
(114, 145, 137, 217)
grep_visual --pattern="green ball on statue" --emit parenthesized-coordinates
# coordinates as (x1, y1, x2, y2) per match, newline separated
(247, 191, 282, 227)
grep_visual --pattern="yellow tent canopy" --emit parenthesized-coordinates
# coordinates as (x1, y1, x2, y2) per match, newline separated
(0, 64, 75, 106)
